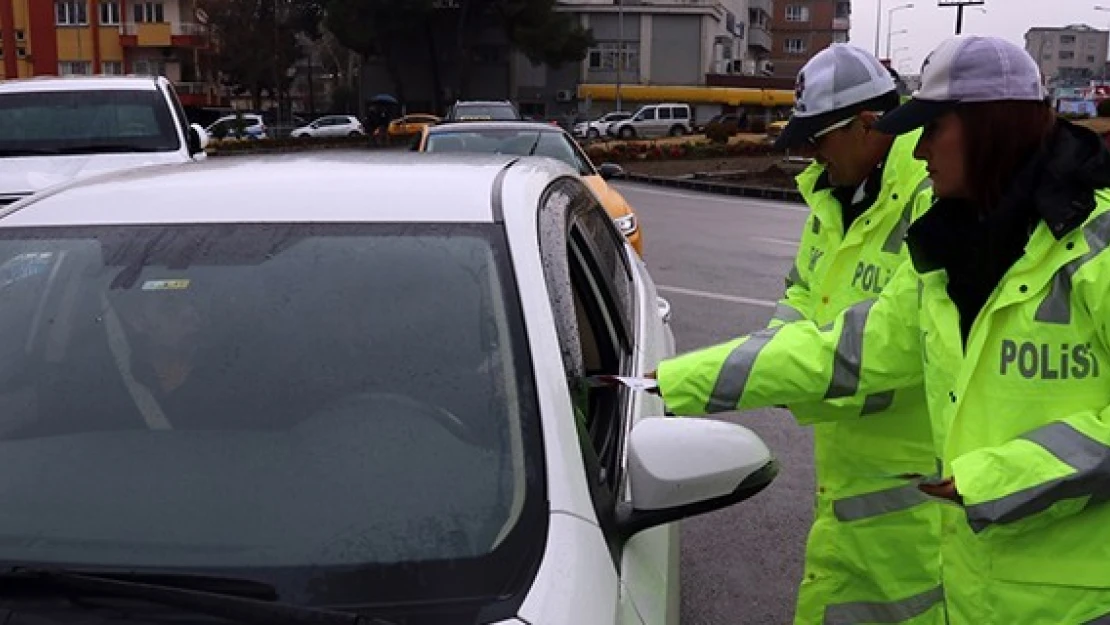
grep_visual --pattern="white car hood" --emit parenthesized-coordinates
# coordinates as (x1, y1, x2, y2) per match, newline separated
(0, 152, 190, 196)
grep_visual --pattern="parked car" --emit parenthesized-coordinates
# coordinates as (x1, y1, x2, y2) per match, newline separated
(444, 100, 523, 122)
(0, 153, 777, 625)
(289, 115, 365, 138)
(573, 111, 633, 139)
(417, 121, 644, 255)
(205, 113, 268, 141)
(387, 113, 441, 138)
(608, 103, 693, 139)
(0, 76, 208, 207)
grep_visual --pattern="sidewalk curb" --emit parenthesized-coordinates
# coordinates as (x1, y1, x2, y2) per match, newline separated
(622, 172, 804, 204)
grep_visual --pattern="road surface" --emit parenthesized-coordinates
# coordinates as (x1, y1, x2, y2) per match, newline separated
(614, 181, 813, 625)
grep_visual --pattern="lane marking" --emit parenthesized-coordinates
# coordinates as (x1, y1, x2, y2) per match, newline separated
(613, 182, 809, 213)
(751, 236, 800, 247)
(658, 285, 776, 309)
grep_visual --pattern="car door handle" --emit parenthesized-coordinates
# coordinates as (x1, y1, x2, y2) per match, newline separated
(657, 297, 672, 324)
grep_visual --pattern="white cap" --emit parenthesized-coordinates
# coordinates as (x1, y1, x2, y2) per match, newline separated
(776, 44, 897, 149)
(877, 35, 1047, 135)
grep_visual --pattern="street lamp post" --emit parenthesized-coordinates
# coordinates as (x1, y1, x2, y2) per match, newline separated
(874, 0, 883, 57)
(615, 0, 624, 112)
(887, 29, 908, 60)
(886, 4, 913, 60)
(1096, 5, 1110, 83)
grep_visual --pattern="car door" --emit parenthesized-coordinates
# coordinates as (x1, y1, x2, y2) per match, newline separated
(541, 178, 677, 625)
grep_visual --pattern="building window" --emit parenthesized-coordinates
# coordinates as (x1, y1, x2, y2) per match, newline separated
(132, 59, 166, 76)
(835, 2, 851, 19)
(16, 47, 26, 59)
(1089, 55, 1097, 63)
(102, 60, 124, 75)
(587, 41, 639, 72)
(832, 31, 848, 44)
(15, 30, 25, 41)
(56, 1, 89, 26)
(1060, 50, 1076, 60)
(785, 38, 806, 54)
(133, 1, 165, 23)
(100, 0, 120, 25)
(785, 5, 809, 22)
(59, 61, 93, 75)
(1060, 35, 1076, 45)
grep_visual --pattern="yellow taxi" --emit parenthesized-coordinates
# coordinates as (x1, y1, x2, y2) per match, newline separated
(388, 114, 441, 138)
(416, 122, 643, 256)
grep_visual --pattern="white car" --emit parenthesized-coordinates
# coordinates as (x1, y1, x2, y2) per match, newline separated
(0, 75, 208, 208)
(290, 115, 365, 138)
(205, 113, 268, 141)
(573, 111, 632, 140)
(0, 154, 778, 625)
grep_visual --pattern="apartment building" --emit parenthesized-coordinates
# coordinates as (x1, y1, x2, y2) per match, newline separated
(1025, 24, 1109, 87)
(0, 0, 222, 106)
(358, 0, 777, 118)
(770, 0, 850, 79)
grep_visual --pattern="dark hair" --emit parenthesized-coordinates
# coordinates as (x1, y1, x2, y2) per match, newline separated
(955, 100, 1056, 211)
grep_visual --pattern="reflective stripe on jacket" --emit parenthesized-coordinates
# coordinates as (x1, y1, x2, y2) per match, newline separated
(771, 131, 944, 625)
(658, 190, 1110, 625)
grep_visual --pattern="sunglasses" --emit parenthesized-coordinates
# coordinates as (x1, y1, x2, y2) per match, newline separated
(807, 117, 855, 145)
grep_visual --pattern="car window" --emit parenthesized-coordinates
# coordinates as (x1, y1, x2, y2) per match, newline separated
(537, 179, 635, 522)
(659, 107, 672, 120)
(639, 108, 656, 121)
(452, 104, 517, 121)
(425, 128, 591, 175)
(0, 222, 545, 606)
(0, 89, 181, 154)
(162, 84, 190, 146)
(675, 107, 690, 120)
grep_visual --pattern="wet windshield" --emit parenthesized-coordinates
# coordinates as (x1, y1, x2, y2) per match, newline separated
(425, 129, 592, 175)
(0, 89, 180, 156)
(0, 223, 544, 609)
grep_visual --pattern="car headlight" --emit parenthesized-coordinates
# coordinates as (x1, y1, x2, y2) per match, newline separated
(614, 213, 638, 236)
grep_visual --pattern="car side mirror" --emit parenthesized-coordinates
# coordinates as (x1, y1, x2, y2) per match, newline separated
(598, 162, 626, 180)
(187, 123, 208, 155)
(616, 417, 778, 540)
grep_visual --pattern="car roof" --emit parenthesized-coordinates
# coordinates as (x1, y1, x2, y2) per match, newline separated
(0, 75, 161, 93)
(427, 121, 564, 134)
(0, 152, 574, 228)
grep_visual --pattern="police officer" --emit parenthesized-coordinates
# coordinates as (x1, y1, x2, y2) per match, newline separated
(759, 43, 943, 625)
(653, 35, 1110, 624)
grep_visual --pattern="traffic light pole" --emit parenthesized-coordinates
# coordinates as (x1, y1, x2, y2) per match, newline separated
(937, 0, 984, 35)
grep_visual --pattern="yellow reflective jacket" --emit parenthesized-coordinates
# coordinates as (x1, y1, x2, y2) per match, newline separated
(659, 121, 1110, 624)
(769, 131, 944, 625)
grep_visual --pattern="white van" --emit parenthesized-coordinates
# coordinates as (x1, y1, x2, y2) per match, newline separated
(608, 103, 693, 139)
(0, 76, 208, 207)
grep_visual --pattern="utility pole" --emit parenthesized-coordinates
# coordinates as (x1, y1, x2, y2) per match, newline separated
(874, 0, 883, 57)
(938, 0, 984, 35)
(615, 0, 624, 112)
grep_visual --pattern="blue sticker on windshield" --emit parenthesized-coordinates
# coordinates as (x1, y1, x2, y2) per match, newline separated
(0, 253, 53, 289)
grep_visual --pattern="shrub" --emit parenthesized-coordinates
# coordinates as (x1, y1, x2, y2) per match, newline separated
(704, 120, 740, 143)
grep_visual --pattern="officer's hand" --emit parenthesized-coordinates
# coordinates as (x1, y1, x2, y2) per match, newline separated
(918, 478, 961, 503)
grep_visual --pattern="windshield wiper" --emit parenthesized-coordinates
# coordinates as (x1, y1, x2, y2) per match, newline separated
(0, 568, 397, 625)
(55, 145, 167, 154)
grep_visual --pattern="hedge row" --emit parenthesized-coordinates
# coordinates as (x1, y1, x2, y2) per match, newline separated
(206, 135, 375, 155)
(584, 140, 781, 163)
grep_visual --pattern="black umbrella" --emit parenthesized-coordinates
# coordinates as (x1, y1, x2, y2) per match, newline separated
(370, 94, 399, 105)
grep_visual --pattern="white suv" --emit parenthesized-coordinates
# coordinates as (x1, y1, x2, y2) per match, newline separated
(0, 76, 208, 207)
(608, 103, 693, 139)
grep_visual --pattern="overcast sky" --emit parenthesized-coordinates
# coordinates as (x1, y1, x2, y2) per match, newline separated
(846, 0, 1110, 75)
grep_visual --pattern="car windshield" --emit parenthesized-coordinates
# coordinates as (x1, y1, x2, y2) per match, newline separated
(0, 223, 544, 610)
(425, 129, 592, 175)
(0, 89, 180, 156)
(451, 104, 518, 121)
